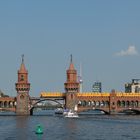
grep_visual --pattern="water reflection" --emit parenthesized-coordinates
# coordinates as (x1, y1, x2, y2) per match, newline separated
(16, 116, 29, 140)
(1, 112, 140, 140)
(36, 134, 43, 140)
(33, 109, 55, 116)
(63, 119, 79, 140)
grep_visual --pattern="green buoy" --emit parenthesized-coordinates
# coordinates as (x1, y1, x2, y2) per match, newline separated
(35, 125, 43, 134)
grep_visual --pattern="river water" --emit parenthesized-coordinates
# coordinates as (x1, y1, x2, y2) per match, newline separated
(0, 111, 140, 140)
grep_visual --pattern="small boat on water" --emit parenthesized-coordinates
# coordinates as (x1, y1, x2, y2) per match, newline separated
(64, 109, 79, 118)
(63, 109, 69, 115)
(54, 108, 63, 114)
(64, 105, 79, 118)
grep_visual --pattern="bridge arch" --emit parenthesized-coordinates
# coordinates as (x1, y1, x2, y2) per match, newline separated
(100, 101, 105, 107)
(0, 101, 15, 108)
(79, 108, 110, 115)
(95, 101, 100, 107)
(135, 100, 139, 107)
(78, 100, 110, 108)
(126, 101, 130, 107)
(105, 101, 109, 107)
(4, 101, 8, 108)
(91, 101, 95, 106)
(88, 100, 91, 106)
(118, 108, 140, 114)
(0, 101, 3, 107)
(30, 98, 64, 115)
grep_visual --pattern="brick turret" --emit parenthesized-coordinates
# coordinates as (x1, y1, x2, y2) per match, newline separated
(15, 55, 30, 115)
(64, 55, 79, 93)
(64, 55, 79, 110)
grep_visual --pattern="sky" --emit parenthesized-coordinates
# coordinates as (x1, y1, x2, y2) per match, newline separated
(0, 0, 140, 97)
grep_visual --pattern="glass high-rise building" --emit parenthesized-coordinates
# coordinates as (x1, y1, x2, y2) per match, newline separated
(92, 82, 102, 93)
(125, 79, 140, 93)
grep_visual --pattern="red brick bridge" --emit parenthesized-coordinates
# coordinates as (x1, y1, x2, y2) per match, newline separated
(1, 90, 140, 115)
(0, 55, 140, 115)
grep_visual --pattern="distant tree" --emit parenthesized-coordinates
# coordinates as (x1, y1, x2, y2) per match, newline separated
(0, 90, 4, 97)
(0, 90, 9, 97)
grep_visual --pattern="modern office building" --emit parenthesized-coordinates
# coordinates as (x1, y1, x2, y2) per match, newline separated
(92, 81, 102, 93)
(125, 79, 140, 93)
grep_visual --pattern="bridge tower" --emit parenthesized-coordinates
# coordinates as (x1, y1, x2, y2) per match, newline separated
(109, 90, 117, 114)
(64, 55, 79, 110)
(15, 55, 30, 115)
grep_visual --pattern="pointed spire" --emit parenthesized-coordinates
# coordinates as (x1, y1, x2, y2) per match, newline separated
(22, 54, 24, 64)
(80, 63, 82, 77)
(70, 54, 72, 63)
(69, 54, 75, 70)
(19, 54, 27, 73)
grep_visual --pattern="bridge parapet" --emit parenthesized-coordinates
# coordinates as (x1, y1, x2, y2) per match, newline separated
(77, 92, 110, 97)
(27, 91, 140, 115)
(0, 97, 15, 101)
(116, 92, 140, 97)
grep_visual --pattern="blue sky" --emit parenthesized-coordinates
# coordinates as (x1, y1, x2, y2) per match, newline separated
(0, 1, 140, 96)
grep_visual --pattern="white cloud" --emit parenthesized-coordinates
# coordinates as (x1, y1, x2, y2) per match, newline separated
(116, 46, 138, 56)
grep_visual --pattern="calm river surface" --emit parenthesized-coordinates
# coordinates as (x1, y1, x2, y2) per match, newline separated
(0, 111, 140, 140)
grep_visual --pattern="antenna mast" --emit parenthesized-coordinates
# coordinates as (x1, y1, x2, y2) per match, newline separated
(79, 63, 83, 93)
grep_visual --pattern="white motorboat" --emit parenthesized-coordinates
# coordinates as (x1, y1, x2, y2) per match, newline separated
(63, 109, 69, 115)
(64, 105, 79, 118)
(64, 109, 79, 118)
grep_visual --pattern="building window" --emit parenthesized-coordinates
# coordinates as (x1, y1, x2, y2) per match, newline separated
(20, 75, 24, 81)
(71, 94, 73, 99)
(20, 95, 24, 100)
